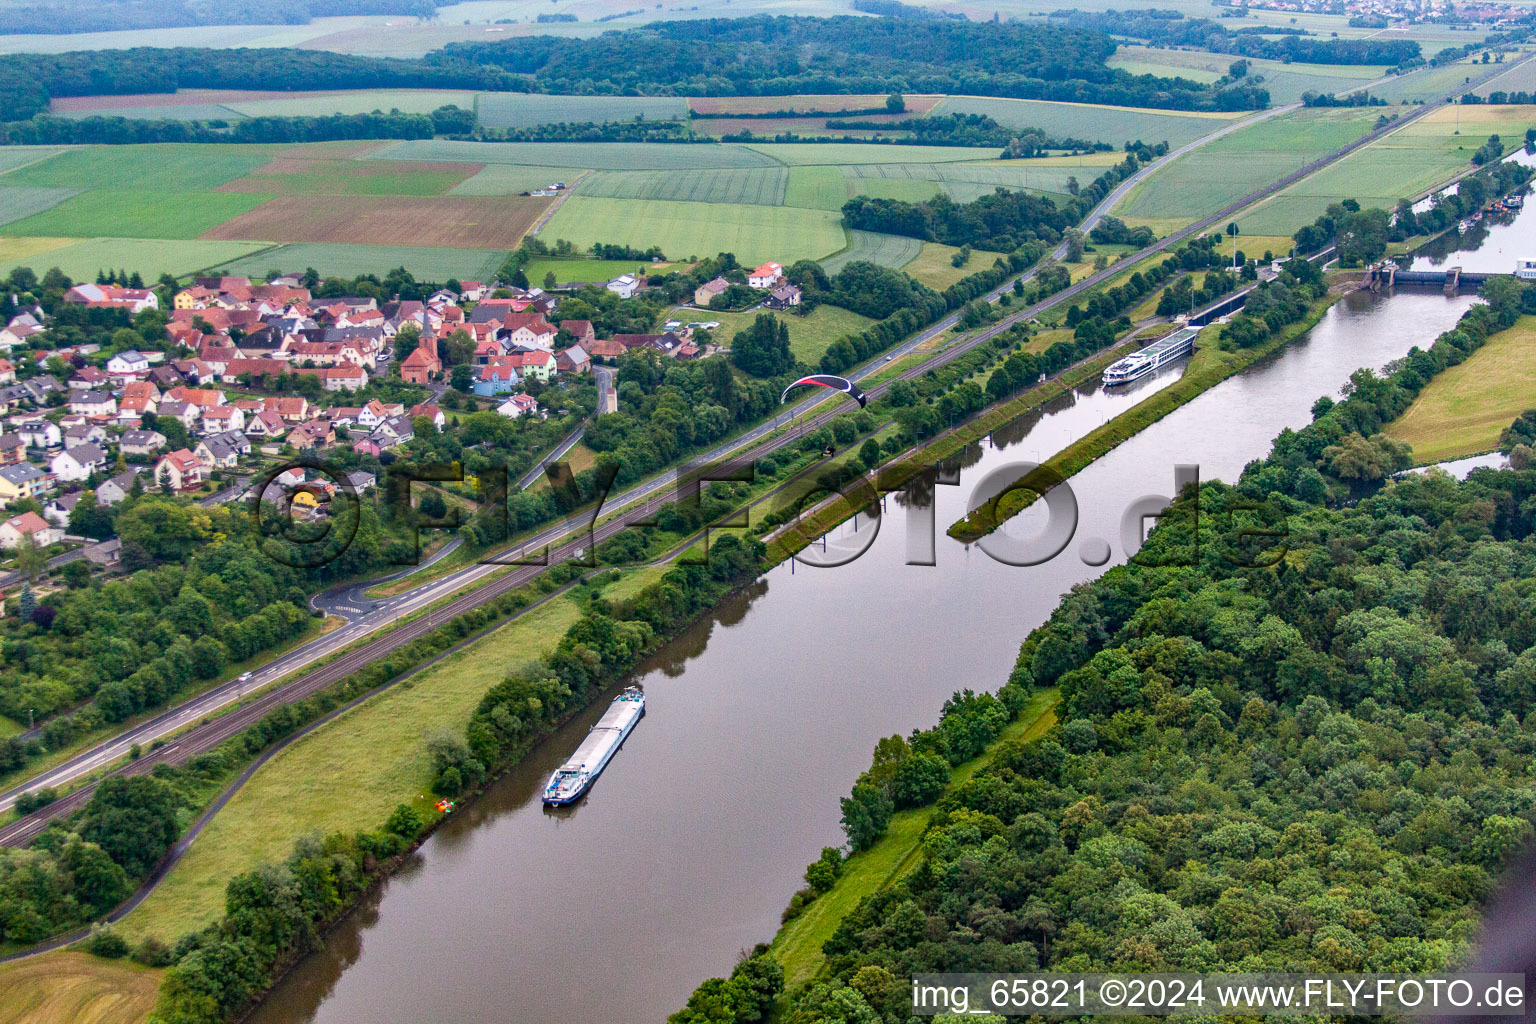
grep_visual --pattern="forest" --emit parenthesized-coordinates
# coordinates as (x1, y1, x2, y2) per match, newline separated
(0, 0, 441, 35)
(1054, 9, 1424, 66)
(438, 16, 1269, 111)
(672, 283, 1536, 1024)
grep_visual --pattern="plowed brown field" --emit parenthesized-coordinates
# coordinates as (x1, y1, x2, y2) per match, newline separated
(200, 194, 551, 248)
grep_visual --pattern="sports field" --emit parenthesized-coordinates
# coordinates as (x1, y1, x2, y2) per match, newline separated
(1238, 104, 1536, 235)
(1386, 315, 1536, 464)
(934, 95, 1239, 148)
(202, 193, 550, 248)
(543, 195, 845, 264)
(821, 229, 924, 274)
(1114, 106, 1383, 227)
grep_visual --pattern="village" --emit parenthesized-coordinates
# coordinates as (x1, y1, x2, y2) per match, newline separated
(0, 257, 803, 577)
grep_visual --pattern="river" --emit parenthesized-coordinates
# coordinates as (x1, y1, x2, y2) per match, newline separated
(249, 287, 1484, 1024)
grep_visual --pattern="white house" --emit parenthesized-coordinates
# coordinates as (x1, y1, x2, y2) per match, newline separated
(748, 262, 784, 289)
(68, 390, 116, 418)
(605, 274, 639, 299)
(496, 393, 542, 419)
(13, 419, 61, 451)
(50, 442, 108, 483)
(0, 511, 61, 550)
(106, 350, 152, 378)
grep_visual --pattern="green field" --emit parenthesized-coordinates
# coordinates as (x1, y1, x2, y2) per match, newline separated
(846, 176, 942, 203)
(683, 303, 876, 363)
(934, 95, 1238, 147)
(0, 146, 64, 174)
(1473, 55, 1536, 97)
(524, 257, 676, 286)
(3, 144, 275, 191)
(476, 93, 689, 128)
(53, 103, 245, 121)
(1368, 60, 1485, 105)
(1386, 315, 1536, 463)
(783, 165, 847, 210)
(0, 237, 271, 281)
(821, 229, 924, 273)
(1115, 106, 1382, 225)
(543, 195, 845, 265)
(225, 89, 478, 118)
(579, 166, 788, 205)
(746, 142, 1004, 165)
(372, 139, 779, 169)
(842, 158, 1110, 201)
(1238, 104, 1536, 235)
(901, 241, 988, 289)
(2, 188, 269, 239)
(0, 186, 78, 227)
(448, 164, 588, 196)
(206, 241, 506, 282)
(1106, 45, 1389, 105)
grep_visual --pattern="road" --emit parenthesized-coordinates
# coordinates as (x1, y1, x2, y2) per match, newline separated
(0, 58, 1521, 838)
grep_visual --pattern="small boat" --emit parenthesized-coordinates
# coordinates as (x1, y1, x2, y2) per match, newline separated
(542, 687, 645, 805)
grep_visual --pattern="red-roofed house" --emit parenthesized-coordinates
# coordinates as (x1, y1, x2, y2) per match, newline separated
(0, 511, 62, 550)
(155, 449, 205, 492)
(748, 262, 784, 289)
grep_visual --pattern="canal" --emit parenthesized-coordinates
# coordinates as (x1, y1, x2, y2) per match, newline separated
(249, 288, 1481, 1024)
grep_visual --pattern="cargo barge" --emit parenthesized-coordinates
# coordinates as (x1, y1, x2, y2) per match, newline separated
(542, 686, 645, 805)
(1102, 325, 1200, 386)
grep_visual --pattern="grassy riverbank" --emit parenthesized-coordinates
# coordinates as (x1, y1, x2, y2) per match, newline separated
(770, 689, 1060, 990)
(948, 284, 1348, 542)
(1385, 313, 1536, 464)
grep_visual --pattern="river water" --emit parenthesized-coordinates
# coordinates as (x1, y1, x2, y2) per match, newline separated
(250, 286, 1485, 1024)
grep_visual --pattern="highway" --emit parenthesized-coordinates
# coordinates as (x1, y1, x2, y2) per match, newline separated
(0, 54, 1523, 841)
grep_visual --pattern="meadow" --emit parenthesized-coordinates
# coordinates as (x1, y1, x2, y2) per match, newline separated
(1237, 104, 1536, 235)
(1114, 106, 1383, 226)
(372, 139, 779, 169)
(1473, 55, 1536, 97)
(579, 166, 789, 206)
(821, 229, 924, 274)
(933, 95, 1239, 147)
(477, 93, 688, 127)
(0, 951, 161, 1024)
(223, 89, 478, 118)
(1386, 315, 1536, 464)
(901, 242, 989, 289)
(542, 195, 846, 265)
(678, 304, 876, 363)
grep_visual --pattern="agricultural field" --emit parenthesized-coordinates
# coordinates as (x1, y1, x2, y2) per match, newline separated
(542, 196, 845, 265)
(0, 186, 78, 228)
(205, 241, 506, 282)
(0, 238, 272, 282)
(677, 304, 876, 364)
(217, 155, 482, 196)
(1368, 59, 1487, 105)
(371, 139, 779, 169)
(821, 229, 925, 274)
(0, 951, 161, 1024)
(0, 147, 63, 174)
(784, 165, 849, 211)
(1473, 55, 1536, 97)
(686, 94, 945, 115)
(478, 93, 688, 127)
(1105, 45, 1389, 105)
(1114, 106, 1383, 227)
(745, 142, 1004, 165)
(202, 194, 550, 248)
(522, 258, 682, 287)
(579, 166, 789, 206)
(843, 158, 1110, 201)
(225, 89, 478, 118)
(933, 95, 1240, 148)
(448, 164, 587, 196)
(849, 178, 943, 203)
(1237, 104, 1536, 235)
(3, 144, 275, 191)
(1385, 315, 1536, 463)
(5, 189, 270, 239)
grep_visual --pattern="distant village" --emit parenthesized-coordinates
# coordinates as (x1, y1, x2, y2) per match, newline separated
(1219, 0, 1530, 26)
(0, 257, 803, 574)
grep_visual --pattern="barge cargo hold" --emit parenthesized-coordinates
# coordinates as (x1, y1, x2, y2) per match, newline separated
(1102, 325, 1200, 386)
(542, 687, 645, 805)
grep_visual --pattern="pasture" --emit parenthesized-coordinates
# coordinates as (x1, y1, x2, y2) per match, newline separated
(542, 196, 845, 265)
(449, 164, 587, 196)
(1386, 316, 1536, 464)
(5, 189, 270, 239)
(202, 194, 550, 248)
(206, 241, 506, 282)
(821, 229, 924, 274)
(478, 93, 688, 127)
(1114, 106, 1382, 226)
(933, 95, 1238, 147)
(579, 166, 789, 206)
(0, 951, 161, 1024)
(0, 186, 78, 228)
(0, 238, 272, 281)
(371, 139, 779, 169)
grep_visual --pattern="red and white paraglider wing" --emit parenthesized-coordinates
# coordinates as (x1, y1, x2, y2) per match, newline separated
(779, 374, 867, 408)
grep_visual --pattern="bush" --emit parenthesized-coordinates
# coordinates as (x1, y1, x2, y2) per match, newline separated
(87, 925, 128, 959)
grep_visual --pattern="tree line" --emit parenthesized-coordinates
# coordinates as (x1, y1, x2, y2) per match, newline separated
(1056, 9, 1422, 66)
(0, 0, 441, 36)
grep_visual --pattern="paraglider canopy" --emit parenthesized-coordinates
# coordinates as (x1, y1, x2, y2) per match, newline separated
(780, 374, 867, 408)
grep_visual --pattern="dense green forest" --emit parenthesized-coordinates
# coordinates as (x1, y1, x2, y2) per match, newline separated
(1055, 9, 1424, 65)
(0, 0, 440, 35)
(671, 281, 1536, 1023)
(438, 16, 1268, 110)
